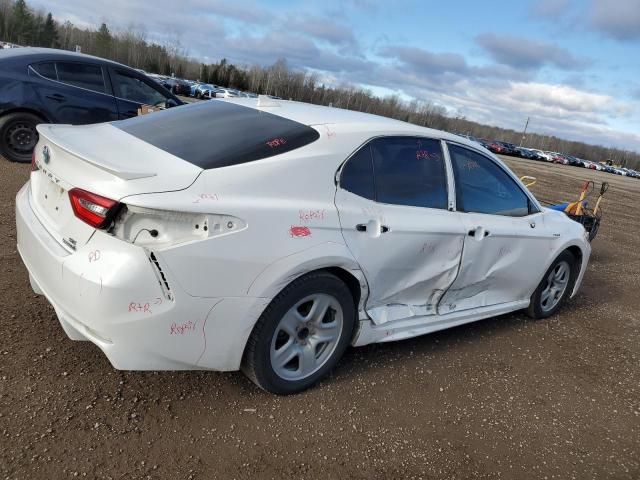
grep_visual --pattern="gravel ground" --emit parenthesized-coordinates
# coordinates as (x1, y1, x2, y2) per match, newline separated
(0, 155, 638, 479)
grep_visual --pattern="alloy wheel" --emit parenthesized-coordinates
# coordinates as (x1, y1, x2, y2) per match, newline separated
(540, 260, 570, 313)
(270, 293, 344, 381)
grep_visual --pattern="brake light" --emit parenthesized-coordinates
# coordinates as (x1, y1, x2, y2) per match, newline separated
(68, 188, 119, 229)
(31, 150, 38, 171)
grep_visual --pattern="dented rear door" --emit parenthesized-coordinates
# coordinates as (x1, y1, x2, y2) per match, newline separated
(335, 136, 466, 324)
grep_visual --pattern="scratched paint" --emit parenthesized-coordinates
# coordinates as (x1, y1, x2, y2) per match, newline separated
(289, 226, 312, 238)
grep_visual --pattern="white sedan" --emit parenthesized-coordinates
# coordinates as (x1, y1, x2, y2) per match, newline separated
(16, 98, 591, 394)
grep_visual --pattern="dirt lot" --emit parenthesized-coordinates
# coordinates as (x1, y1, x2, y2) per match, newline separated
(0, 155, 638, 479)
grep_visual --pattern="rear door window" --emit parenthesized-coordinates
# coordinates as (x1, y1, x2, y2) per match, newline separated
(370, 137, 448, 209)
(56, 62, 106, 94)
(30, 61, 57, 80)
(340, 146, 375, 200)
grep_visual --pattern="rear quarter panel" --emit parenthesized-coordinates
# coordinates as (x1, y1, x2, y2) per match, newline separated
(122, 126, 368, 299)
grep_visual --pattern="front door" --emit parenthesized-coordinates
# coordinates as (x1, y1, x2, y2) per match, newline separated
(438, 143, 554, 313)
(335, 136, 467, 324)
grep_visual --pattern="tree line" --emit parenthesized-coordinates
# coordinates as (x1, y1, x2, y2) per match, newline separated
(1, 0, 638, 168)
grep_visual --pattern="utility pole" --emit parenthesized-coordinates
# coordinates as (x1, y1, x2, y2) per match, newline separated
(519, 117, 530, 147)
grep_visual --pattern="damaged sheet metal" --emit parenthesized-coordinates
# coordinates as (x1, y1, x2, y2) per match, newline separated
(439, 214, 552, 313)
(335, 187, 467, 325)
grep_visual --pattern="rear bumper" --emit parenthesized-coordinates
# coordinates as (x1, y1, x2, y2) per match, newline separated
(15, 182, 269, 371)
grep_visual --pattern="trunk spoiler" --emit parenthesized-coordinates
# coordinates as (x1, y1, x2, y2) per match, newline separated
(37, 124, 157, 180)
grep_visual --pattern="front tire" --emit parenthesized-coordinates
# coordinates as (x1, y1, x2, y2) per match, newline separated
(527, 251, 576, 319)
(0, 112, 42, 163)
(241, 271, 355, 394)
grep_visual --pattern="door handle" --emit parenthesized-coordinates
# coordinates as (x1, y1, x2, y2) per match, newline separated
(45, 93, 65, 102)
(356, 223, 390, 234)
(468, 227, 490, 238)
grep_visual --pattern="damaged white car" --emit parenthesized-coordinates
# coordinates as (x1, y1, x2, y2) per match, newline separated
(16, 98, 590, 394)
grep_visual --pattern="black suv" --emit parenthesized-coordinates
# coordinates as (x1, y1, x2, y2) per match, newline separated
(0, 48, 183, 162)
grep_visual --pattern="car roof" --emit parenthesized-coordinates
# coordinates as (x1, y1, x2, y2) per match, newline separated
(0, 47, 130, 69)
(220, 97, 472, 146)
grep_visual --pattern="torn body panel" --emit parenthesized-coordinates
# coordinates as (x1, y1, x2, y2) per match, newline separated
(334, 188, 466, 324)
(353, 300, 530, 346)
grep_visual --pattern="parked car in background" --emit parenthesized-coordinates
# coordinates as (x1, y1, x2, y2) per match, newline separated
(550, 153, 569, 165)
(583, 160, 602, 170)
(497, 141, 518, 156)
(191, 83, 218, 99)
(515, 147, 536, 159)
(16, 98, 591, 394)
(217, 88, 240, 98)
(203, 88, 225, 99)
(485, 141, 506, 154)
(0, 47, 182, 163)
(160, 77, 191, 96)
(529, 149, 552, 161)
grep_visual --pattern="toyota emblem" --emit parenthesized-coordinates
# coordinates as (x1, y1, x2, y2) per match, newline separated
(42, 145, 50, 164)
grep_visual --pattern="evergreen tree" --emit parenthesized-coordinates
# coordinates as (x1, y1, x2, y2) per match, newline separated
(94, 22, 111, 57)
(41, 12, 58, 47)
(11, 0, 34, 45)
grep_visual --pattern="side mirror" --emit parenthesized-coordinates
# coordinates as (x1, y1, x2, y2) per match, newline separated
(165, 98, 179, 109)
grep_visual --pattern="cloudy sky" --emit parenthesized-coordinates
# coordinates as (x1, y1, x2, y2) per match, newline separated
(30, 0, 640, 152)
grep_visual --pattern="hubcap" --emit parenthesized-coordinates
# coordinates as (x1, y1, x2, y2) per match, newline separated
(540, 260, 570, 312)
(270, 293, 343, 381)
(5, 121, 37, 155)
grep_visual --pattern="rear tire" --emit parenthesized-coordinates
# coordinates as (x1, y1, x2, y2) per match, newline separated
(0, 112, 43, 163)
(241, 271, 355, 395)
(527, 251, 576, 319)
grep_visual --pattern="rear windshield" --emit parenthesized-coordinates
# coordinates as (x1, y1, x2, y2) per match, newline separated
(114, 100, 320, 169)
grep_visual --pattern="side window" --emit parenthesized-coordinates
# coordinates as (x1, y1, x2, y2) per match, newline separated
(370, 137, 448, 209)
(56, 62, 106, 93)
(112, 70, 167, 106)
(448, 144, 531, 217)
(30, 62, 57, 80)
(340, 146, 375, 200)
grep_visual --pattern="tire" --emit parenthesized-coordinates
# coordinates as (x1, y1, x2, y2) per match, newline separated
(526, 250, 576, 319)
(0, 112, 43, 163)
(241, 271, 356, 395)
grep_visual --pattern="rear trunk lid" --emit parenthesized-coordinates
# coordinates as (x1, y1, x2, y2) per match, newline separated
(30, 123, 202, 249)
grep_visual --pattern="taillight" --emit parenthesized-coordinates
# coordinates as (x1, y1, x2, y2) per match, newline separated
(31, 149, 38, 171)
(68, 188, 119, 229)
